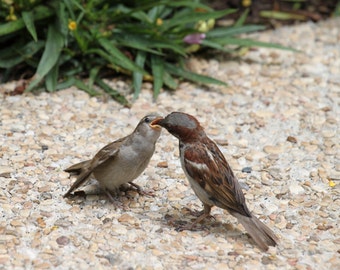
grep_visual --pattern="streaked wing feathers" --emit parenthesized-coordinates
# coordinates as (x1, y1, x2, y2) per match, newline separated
(183, 139, 251, 217)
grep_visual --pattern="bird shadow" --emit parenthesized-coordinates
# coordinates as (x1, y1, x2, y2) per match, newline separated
(160, 206, 254, 246)
(62, 183, 151, 208)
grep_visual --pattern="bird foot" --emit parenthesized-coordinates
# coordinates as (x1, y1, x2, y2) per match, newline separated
(182, 207, 215, 221)
(104, 189, 126, 208)
(175, 208, 215, 232)
(127, 182, 155, 197)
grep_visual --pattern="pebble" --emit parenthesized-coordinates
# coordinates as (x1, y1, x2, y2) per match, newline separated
(263, 145, 285, 154)
(289, 183, 305, 195)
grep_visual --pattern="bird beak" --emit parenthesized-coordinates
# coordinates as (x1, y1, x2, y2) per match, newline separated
(150, 117, 164, 129)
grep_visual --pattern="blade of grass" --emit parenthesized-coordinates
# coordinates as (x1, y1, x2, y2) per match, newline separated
(206, 25, 266, 39)
(0, 5, 54, 36)
(88, 66, 101, 90)
(165, 9, 236, 29)
(234, 8, 249, 27)
(55, 77, 76, 90)
(95, 78, 130, 107)
(151, 54, 164, 99)
(260, 10, 306, 20)
(45, 64, 59, 92)
(210, 37, 298, 51)
(0, 41, 44, 68)
(21, 11, 38, 41)
(26, 24, 65, 91)
(133, 51, 147, 100)
(165, 63, 227, 86)
(97, 38, 147, 74)
(163, 70, 178, 90)
(73, 78, 99, 96)
(201, 40, 235, 53)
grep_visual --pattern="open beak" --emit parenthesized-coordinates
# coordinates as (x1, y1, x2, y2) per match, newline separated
(150, 116, 164, 129)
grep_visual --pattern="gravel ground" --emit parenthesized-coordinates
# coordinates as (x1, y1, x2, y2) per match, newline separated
(1, 18, 339, 270)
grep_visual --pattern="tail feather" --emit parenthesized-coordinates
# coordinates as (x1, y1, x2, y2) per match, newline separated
(233, 213, 278, 251)
(63, 160, 92, 198)
(64, 160, 91, 175)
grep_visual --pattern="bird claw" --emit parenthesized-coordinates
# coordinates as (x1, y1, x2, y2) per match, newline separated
(182, 207, 204, 217)
(175, 223, 208, 232)
(127, 182, 155, 197)
(182, 207, 215, 221)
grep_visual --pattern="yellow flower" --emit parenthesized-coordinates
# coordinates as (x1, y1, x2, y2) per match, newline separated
(329, 180, 336, 187)
(196, 20, 208, 32)
(242, 0, 251, 7)
(68, 20, 77, 31)
(6, 6, 17, 21)
(156, 18, 163, 26)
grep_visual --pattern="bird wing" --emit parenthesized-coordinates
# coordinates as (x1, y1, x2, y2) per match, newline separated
(63, 137, 125, 198)
(183, 140, 251, 217)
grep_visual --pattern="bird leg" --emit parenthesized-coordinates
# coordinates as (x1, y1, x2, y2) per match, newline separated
(103, 188, 124, 208)
(127, 182, 155, 197)
(176, 204, 214, 231)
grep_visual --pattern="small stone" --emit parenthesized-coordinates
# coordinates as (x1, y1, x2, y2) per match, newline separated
(311, 184, 327, 193)
(241, 167, 252, 173)
(36, 217, 46, 228)
(157, 161, 168, 168)
(289, 183, 304, 195)
(104, 253, 116, 265)
(263, 145, 284, 154)
(215, 139, 228, 146)
(56, 236, 70, 246)
(287, 136, 297, 143)
(321, 130, 336, 138)
(118, 213, 136, 225)
(10, 220, 23, 227)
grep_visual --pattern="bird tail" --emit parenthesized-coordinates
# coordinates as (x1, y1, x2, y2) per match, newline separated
(64, 160, 90, 175)
(63, 160, 92, 198)
(233, 212, 279, 251)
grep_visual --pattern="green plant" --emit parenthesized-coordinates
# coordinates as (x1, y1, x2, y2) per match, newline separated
(0, 0, 292, 105)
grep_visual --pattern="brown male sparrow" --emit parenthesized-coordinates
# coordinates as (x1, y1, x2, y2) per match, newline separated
(63, 114, 162, 202)
(152, 112, 278, 251)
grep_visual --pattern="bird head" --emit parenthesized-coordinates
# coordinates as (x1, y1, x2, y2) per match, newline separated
(135, 114, 162, 140)
(151, 112, 205, 142)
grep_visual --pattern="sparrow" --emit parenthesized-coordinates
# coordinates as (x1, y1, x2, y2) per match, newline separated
(152, 112, 278, 251)
(63, 114, 162, 202)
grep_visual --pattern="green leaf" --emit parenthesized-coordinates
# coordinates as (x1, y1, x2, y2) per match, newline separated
(21, 11, 38, 41)
(235, 8, 249, 27)
(201, 40, 234, 53)
(260, 10, 306, 20)
(151, 55, 164, 99)
(0, 5, 54, 36)
(112, 28, 187, 56)
(98, 38, 147, 74)
(206, 25, 266, 39)
(165, 63, 227, 86)
(163, 70, 178, 90)
(114, 34, 163, 55)
(95, 78, 130, 107)
(209, 37, 298, 51)
(26, 24, 65, 91)
(73, 78, 99, 96)
(56, 1, 69, 38)
(133, 51, 147, 100)
(55, 77, 76, 90)
(0, 41, 44, 68)
(165, 9, 236, 29)
(45, 64, 59, 92)
(88, 66, 101, 90)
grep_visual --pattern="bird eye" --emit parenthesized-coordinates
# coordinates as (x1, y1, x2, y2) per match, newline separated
(144, 117, 151, 123)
